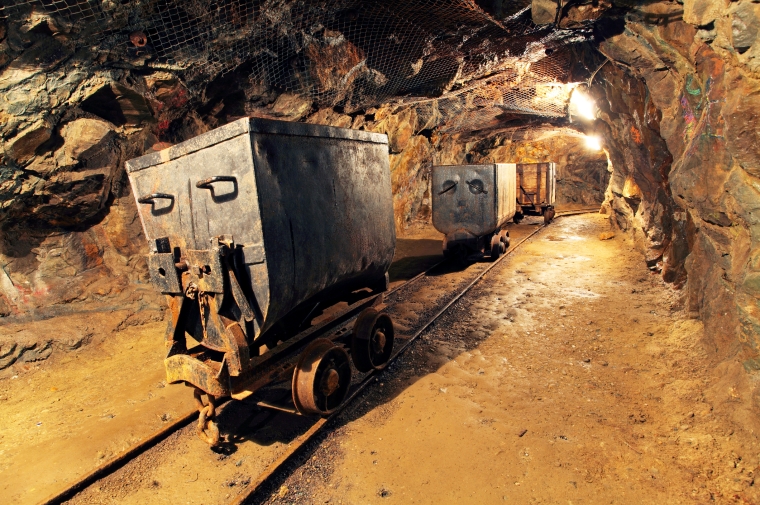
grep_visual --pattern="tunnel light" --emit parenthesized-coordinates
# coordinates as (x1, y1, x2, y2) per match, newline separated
(584, 135, 602, 151)
(569, 88, 597, 121)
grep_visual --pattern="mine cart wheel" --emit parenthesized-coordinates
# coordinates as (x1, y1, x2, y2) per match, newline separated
(490, 235, 504, 262)
(499, 229, 510, 248)
(351, 308, 395, 373)
(543, 207, 556, 225)
(292, 339, 352, 415)
(513, 212, 524, 224)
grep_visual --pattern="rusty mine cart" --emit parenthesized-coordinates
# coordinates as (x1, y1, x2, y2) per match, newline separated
(514, 162, 556, 224)
(127, 118, 396, 445)
(432, 163, 516, 265)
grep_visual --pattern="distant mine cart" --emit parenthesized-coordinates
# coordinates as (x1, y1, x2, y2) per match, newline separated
(432, 163, 516, 264)
(515, 162, 556, 224)
(127, 118, 396, 444)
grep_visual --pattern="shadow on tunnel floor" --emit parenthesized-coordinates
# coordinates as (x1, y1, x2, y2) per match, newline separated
(235, 292, 492, 503)
(388, 237, 443, 282)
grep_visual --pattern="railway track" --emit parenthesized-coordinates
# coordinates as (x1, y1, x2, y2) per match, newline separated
(40, 209, 596, 505)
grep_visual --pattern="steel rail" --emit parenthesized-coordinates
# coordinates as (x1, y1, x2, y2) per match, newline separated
(386, 258, 446, 297)
(36, 255, 446, 505)
(40, 210, 595, 505)
(230, 212, 599, 504)
(39, 410, 199, 505)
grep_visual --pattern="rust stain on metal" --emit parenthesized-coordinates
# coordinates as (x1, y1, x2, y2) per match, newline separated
(126, 118, 396, 444)
(432, 163, 516, 261)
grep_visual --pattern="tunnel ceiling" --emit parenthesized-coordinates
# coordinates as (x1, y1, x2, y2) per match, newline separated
(1, 0, 602, 134)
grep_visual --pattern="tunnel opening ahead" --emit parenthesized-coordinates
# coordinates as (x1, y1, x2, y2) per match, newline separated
(457, 127, 611, 214)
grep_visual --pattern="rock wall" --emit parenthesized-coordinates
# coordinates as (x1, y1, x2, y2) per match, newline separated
(0, 11, 613, 324)
(0, 19, 173, 318)
(0, 18, 459, 317)
(591, 0, 760, 367)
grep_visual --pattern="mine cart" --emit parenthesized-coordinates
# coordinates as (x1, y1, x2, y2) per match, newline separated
(431, 163, 516, 264)
(514, 162, 556, 224)
(126, 118, 396, 444)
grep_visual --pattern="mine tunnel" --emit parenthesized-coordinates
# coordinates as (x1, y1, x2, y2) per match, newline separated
(0, 0, 758, 503)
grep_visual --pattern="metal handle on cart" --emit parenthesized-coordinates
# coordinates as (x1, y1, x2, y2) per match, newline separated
(196, 176, 237, 189)
(138, 193, 174, 204)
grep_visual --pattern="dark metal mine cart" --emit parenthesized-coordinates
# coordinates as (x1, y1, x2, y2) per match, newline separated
(514, 162, 556, 224)
(431, 163, 516, 264)
(126, 118, 396, 444)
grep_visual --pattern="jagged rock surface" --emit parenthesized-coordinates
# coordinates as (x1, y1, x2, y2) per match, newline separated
(590, 0, 760, 369)
(3, 0, 760, 392)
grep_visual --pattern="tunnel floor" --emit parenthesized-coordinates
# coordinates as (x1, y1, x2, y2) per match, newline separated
(267, 214, 760, 504)
(1, 214, 759, 504)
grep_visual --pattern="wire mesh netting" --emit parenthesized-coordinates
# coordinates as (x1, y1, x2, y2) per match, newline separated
(1, 0, 591, 133)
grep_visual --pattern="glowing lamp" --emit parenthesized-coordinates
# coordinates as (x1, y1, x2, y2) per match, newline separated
(569, 88, 597, 121)
(584, 135, 602, 151)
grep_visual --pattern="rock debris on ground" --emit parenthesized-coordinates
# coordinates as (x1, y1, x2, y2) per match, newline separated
(263, 215, 760, 505)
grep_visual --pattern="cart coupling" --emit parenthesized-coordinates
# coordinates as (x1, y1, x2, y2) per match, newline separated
(193, 388, 220, 446)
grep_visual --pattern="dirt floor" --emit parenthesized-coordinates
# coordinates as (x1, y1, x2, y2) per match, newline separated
(0, 314, 191, 505)
(0, 219, 451, 505)
(2, 213, 760, 504)
(267, 214, 760, 505)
